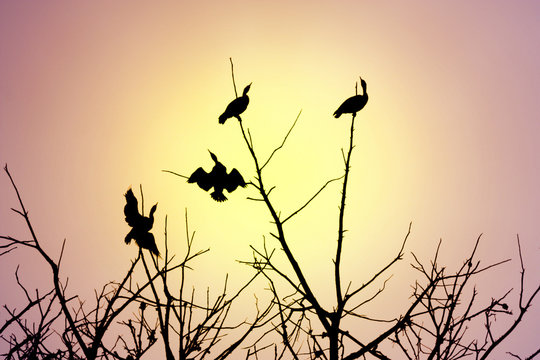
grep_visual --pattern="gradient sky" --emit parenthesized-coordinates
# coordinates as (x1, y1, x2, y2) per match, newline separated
(1, 0, 539, 357)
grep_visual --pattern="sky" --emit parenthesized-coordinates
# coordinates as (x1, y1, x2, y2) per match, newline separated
(1, 0, 539, 357)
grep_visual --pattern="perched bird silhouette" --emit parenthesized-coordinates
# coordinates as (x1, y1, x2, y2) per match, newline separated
(188, 151, 246, 202)
(124, 188, 160, 257)
(333, 77, 368, 118)
(219, 83, 251, 124)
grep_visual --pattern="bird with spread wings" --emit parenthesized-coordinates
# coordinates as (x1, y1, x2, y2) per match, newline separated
(124, 188, 160, 257)
(188, 151, 246, 202)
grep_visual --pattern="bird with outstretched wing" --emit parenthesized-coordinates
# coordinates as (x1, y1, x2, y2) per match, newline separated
(124, 188, 160, 256)
(188, 151, 246, 202)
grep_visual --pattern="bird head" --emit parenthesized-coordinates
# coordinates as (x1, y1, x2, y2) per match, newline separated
(208, 150, 218, 163)
(360, 77, 367, 91)
(243, 83, 252, 96)
(149, 203, 158, 217)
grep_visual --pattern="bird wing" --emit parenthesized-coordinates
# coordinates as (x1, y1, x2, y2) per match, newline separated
(334, 95, 367, 118)
(188, 167, 213, 191)
(235, 96, 249, 115)
(224, 168, 246, 193)
(135, 232, 160, 257)
(222, 97, 249, 120)
(124, 189, 142, 227)
(333, 100, 348, 118)
(219, 99, 238, 123)
(334, 97, 354, 118)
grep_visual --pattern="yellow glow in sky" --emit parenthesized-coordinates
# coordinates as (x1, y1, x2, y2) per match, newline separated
(1, 1, 539, 357)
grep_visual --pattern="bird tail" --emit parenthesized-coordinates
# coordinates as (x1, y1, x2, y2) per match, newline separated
(147, 239, 161, 258)
(125, 230, 134, 244)
(136, 240, 161, 258)
(333, 111, 342, 118)
(211, 191, 227, 202)
(150, 245, 161, 258)
(219, 114, 227, 124)
(135, 233, 161, 258)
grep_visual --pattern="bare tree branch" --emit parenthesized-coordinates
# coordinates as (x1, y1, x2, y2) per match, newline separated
(261, 110, 302, 171)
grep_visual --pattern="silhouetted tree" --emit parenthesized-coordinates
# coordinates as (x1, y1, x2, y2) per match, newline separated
(1, 166, 272, 359)
(2, 59, 539, 360)
(389, 236, 540, 360)
(206, 60, 539, 360)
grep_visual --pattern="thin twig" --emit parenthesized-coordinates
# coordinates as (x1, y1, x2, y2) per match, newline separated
(162, 169, 190, 179)
(261, 110, 302, 171)
(282, 175, 344, 224)
(230, 57, 238, 98)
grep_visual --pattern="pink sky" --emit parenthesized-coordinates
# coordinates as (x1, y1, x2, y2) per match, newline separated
(1, 1, 539, 357)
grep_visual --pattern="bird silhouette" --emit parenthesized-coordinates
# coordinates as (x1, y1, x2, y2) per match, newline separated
(124, 188, 160, 257)
(333, 77, 368, 118)
(188, 151, 246, 202)
(219, 83, 251, 124)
